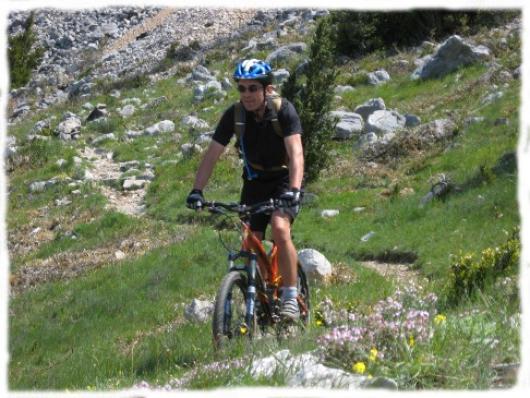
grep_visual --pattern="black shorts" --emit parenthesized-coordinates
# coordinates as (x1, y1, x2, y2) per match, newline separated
(240, 174, 300, 235)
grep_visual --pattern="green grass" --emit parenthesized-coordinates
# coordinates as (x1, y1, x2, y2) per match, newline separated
(7, 17, 521, 391)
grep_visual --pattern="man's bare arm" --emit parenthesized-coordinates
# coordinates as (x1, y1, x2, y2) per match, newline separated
(192, 140, 225, 190)
(284, 134, 304, 189)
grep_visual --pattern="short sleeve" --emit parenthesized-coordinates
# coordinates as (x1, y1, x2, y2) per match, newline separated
(278, 99, 302, 137)
(212, 105, 235, 146)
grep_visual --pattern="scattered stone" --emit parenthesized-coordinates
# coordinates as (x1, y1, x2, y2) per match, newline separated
(359, 132, 379, 147)
(266, 42, 307, 64)
(181, 115, 210, 130)
(366, 110, 406, 135)
(464, 116, 485, 126)
(119, 104, 136, 117)
(145, 120, 175, 135)
(120, 161, 141, 172)
(184, 299, 214, 323)
(361, 231, 375, 242)
(272, 68, 290, 84)
(181, 143, 203, 156)
(417, 119, 457, 143)
(55, 197, 72, 206)
(123, 179, 146, 191)
(354, 98, 386, 121)
(115, 250, 126, 260)
(321, 209, 339, 218)
(367, 69, 391, 85)
(55, 116, 82, 140)
(126, 130, 143, 138)
(330, 111, 364, 140)
(297, 248, 332, 282)
(482, 91, 504, 104)
(334, 85, 355, 95)
(92, 133, 116, 145)
(405, 114, 421, 127)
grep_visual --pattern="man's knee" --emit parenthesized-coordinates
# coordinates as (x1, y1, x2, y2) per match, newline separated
(271, 214, 292, 245)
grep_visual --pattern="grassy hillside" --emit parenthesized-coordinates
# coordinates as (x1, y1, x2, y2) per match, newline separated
(7, 14, 521, 390)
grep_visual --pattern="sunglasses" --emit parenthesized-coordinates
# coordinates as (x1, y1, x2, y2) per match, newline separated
(237, 84, 261, 93)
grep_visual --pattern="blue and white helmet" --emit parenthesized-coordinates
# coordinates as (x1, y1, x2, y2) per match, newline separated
(233, 59, 273, 85)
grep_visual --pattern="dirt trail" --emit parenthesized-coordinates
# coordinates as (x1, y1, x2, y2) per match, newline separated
(103, 8, 175, 56)
(78, 146, 147, 216)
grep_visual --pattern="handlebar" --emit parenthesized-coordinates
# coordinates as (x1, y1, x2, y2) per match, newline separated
(201, 199, 285, 216)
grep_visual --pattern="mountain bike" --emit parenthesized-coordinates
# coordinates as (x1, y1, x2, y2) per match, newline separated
(202, 199, 311, 349)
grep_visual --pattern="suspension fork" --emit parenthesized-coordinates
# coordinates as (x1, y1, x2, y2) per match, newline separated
(245, 252, 258, 329)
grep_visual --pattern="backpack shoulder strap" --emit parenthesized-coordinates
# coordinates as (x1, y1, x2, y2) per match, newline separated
(234, 101, 246, 142)
(266, 94, 283, 138)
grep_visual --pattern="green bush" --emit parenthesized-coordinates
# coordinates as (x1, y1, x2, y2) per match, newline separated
(281, 16, 338, 183)
(330, 10, 519, 58)
(446, 228, 520, 305)
(8, 12, 44, 89)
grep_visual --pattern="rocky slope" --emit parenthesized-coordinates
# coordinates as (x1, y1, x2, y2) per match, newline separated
(8, 7, 323, 121)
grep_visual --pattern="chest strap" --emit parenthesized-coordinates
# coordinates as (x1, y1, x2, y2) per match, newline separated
(234, 97, 288, 172)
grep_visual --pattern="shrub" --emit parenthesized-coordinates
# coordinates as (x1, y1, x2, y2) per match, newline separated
(281, 16, 338, 183)
(8, 12, 44, 89)
(330, 10, 519, 59)
(445, 228, 520, 305)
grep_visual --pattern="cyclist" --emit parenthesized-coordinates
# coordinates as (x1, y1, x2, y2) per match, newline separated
(186, 59, 304, 322)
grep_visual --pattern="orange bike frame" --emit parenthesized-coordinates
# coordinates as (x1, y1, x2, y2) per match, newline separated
(240, 221, 281, 288)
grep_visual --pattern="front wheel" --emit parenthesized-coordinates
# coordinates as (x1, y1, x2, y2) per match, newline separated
(212, 271, 253, 349)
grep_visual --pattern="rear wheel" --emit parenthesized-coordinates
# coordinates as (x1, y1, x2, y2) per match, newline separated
(297, 264, 311, 327)
(276, 265, 311, 340)
(212, 271, 253, 349)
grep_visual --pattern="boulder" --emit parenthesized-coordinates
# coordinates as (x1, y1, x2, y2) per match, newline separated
(334, 85, 355, 95)
(354, 98, 386, 121)
(123, 179, 146, 191)
(417, 119, 457, 143)
(272, 69, 290, 84)
(366, 110, 406, 135)
(330, 111, 364, 140)
(251, 349, 365, 389)
(144, 120, 175, 136)
(405, 114, 421, 127)
(367, 69, 391, 85)
(191, 65, 215, 82)
(184, 299, 214, 323)
(266, 42, 307, 64)
(181, 115, 210, 131)
(181, 143, 204, 156)
(55, 116, 81, 140)
(298, 248, 332, 282)
(412, 35, 491, 80)
(119, 104, 135, 118)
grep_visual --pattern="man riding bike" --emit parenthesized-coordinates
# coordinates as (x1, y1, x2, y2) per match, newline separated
(186, 59, 304, 322)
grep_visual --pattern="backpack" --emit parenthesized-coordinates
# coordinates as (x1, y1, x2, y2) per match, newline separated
(234, 92, 288, 174)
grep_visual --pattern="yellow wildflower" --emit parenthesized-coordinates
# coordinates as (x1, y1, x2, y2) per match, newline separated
(316, 319, 323, 327)
(369, 348, 378, 362)
(408, 335, 415, 347)
(352, 362, 366, 374)
(434, 314, 447, 326)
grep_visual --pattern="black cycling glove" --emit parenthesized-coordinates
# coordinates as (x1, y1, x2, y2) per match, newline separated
(186, 189, 205, 210)
(279, 188, 301, 207)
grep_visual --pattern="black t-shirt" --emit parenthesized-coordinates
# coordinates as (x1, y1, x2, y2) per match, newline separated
(212, 98, 302, 174)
